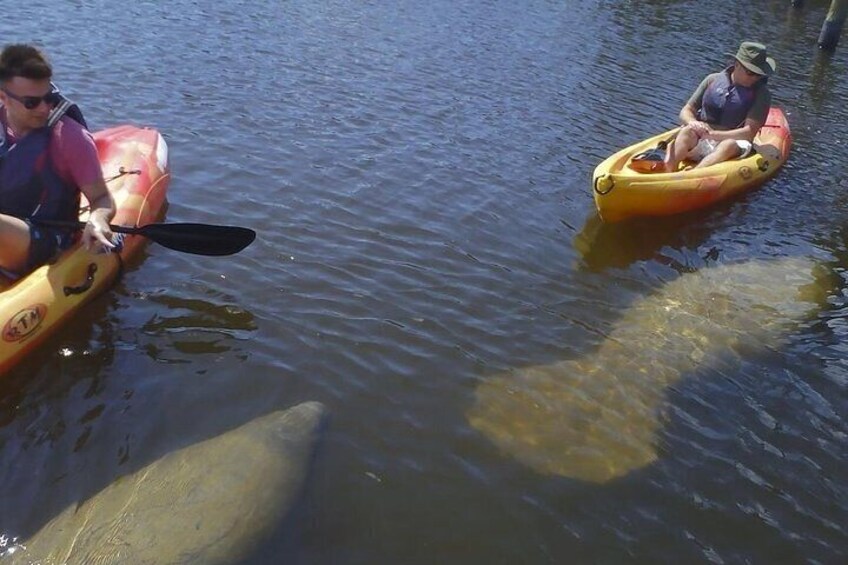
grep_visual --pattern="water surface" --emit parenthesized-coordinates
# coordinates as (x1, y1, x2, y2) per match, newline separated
(1, 1, 847, 562)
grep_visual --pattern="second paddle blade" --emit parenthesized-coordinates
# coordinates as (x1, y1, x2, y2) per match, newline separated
(130, 223, 257, 256)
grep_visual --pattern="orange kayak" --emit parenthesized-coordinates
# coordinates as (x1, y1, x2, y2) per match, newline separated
(591, 107, 791, 222)
(0, 125, 170, 375)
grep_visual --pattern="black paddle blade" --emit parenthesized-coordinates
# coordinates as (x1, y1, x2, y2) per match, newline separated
(130, 223, 256, 256)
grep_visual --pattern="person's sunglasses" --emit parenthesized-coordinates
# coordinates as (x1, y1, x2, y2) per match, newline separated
(2, 88, 60, 110)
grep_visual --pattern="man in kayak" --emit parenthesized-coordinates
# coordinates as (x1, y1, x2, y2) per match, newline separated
(0, 44, 115, 276)
(663, 41, 775, 172)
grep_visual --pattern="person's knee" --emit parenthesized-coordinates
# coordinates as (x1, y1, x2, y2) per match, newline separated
(717, 139, 742, 159)
(671, 127, 700, 157)
(678, 125, 700, 145)
(694, 140, 741, 169)
(0, 216, 33, 272)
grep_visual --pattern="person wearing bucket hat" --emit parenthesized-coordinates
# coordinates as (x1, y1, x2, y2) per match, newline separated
(730, 41, 776, 77)
(663, 41, 776, 172)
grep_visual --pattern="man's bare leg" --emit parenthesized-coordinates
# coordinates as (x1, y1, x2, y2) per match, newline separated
(0, 215, 33, 273)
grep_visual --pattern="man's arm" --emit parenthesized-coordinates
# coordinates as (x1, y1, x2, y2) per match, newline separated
(679, 76, 714, 137)
(53, 118, 117, 249)
(80, 180, 116, 249)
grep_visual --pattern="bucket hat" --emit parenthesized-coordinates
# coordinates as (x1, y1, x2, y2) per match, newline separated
(729, 41, 776, 76)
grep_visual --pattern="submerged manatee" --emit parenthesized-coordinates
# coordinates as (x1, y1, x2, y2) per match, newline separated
(11, 401, 326, 565)
(468, 257, 826, 483)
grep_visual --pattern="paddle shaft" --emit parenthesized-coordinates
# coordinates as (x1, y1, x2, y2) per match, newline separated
(36, 219, 146, 236)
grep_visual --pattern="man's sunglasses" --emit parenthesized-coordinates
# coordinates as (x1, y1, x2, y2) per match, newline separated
(2, 88, 61, 110)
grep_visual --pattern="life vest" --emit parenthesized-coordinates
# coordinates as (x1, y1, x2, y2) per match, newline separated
(0, 85, 88, 224)
(697, 67, 765, 130)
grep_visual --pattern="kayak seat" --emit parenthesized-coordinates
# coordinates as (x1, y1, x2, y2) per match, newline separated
(628, 147, 666, 173)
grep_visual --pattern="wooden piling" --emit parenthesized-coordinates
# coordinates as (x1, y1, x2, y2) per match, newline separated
(819, 0, 847, 50)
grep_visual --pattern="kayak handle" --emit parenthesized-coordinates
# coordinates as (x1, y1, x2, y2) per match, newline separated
(64, 263, 98, 296)
(594, 174, 615, 195)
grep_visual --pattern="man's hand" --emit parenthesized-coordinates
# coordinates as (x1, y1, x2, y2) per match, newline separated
(82, 210, 115, 251)
(687, 120, 713, 138)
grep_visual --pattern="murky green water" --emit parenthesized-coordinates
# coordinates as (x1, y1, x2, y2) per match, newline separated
(1, 0, 846, 562)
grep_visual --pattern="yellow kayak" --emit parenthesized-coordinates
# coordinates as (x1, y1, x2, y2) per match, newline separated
(0, 125, 170, 375)
(591, 107, 791, 223)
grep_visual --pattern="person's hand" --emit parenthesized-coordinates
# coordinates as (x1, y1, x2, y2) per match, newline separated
(687, 120, 712, 138)
(82, 213, 116, 252)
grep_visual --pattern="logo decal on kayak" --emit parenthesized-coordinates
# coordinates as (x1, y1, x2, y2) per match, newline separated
(739, 166, 753, 180)
(3, 304, 47, 343)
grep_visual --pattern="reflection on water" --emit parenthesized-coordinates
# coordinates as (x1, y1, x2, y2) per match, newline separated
(573, 181, 770, 273)
(0, 295, 117, 427)
(808, 47, 841, 112)
(574, 212, 720, 272)
(138, 290, 257, 363)
(469, 257, 828, 482)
